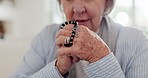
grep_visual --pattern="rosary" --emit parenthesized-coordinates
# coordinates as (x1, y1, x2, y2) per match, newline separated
(59, 20, 78, 47)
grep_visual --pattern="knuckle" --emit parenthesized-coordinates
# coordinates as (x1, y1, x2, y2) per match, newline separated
(80, 25, 87, 30)
(55, 33, 59, 38)
(55, 39, 58, 45)
(56, 30, 63, 38)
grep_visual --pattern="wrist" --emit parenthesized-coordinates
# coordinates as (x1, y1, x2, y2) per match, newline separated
(55, 60, 67, 75)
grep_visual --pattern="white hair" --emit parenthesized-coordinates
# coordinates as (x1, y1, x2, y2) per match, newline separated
(104, 0, 116, 15)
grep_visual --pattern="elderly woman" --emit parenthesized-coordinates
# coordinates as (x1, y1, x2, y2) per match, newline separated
(10, 0, 148, 78)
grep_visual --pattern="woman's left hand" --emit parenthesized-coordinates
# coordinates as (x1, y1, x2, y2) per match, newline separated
(56, 25, 111, 63)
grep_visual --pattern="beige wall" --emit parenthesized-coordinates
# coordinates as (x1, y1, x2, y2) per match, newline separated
(0, 38, 31, 78)
(0, 0, 49, 78)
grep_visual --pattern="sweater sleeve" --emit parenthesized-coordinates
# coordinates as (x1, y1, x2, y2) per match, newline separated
(84, 29, 148, 78)
(84, 52, 125, 78)
(9, 25, 65, 78)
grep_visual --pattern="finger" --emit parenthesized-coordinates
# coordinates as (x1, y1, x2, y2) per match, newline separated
(64, 23, 75, 30)
(57, 47, 76, 56)
(55, 36, 66, 47)
(56, 29, 72, 39)
(71, 55, 80, 63)
(77, 25, 88, 32)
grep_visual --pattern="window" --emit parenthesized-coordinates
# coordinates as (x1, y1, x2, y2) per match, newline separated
(110, 0, 148, 35)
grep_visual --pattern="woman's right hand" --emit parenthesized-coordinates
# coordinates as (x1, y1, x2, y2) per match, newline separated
(55, 24, 80, 75)
(56, 52, 79, 75)
(56, 54, 72, 75)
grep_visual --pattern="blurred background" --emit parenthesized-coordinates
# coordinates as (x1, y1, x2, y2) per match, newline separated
(0, 0, 147, 78)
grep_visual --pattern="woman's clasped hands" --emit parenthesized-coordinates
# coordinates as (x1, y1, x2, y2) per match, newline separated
(55, 22, 110, 75)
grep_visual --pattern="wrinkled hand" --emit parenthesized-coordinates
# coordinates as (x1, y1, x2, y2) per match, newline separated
(56, 54, 79, 75)
(56, 24, 111, 62)
(55, 24, 110, 75)
(55, 24, 80, 75)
